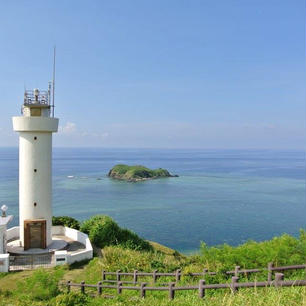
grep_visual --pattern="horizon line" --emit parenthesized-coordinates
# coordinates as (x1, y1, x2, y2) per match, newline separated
(0, 146, 305, 152)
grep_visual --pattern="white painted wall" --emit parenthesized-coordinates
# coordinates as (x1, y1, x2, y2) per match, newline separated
(54, 250, 68, 265)
(0, 254, 9, 272)
(7, 226, 93, 265)
(12, 116, 58, 247)
(51, 226, 93, 264)
(0, 226, 5, 254)
(6, 227, 19, 241)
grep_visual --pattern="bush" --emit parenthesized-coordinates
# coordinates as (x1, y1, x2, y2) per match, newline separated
(81, 215, 121, 247)
(80, 215, 153, 251)
(119, 228, 152, 251)
(52, 216, 80, 230)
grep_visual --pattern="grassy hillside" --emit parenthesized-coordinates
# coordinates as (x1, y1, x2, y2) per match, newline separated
(0, 231, 305, 306)
(108, 164, 177, 181)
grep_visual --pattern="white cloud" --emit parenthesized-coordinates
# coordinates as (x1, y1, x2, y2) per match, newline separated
(58, 122, 77, 134)
(53, 121, 305, 149)
(100, 132, 109, 139)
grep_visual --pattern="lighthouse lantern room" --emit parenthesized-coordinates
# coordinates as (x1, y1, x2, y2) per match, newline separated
(12, 84, 58, 250)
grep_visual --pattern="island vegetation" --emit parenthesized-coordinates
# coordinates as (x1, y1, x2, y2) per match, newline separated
(0, 214, 305, 306)
(108, 164, 178, 182)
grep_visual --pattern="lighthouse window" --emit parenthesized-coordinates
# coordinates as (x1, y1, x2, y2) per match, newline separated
(34, 169, 37, 172)
(34, 202, 37, 207)
(34, 136, 37, 140)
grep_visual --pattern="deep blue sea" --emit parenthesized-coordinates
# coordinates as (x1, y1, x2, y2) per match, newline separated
(1, 148, 305, 253)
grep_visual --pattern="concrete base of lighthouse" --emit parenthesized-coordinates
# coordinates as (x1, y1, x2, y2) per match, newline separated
(7, 237, 68, 255)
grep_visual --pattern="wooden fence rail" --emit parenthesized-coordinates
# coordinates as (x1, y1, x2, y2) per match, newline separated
(101, 263, 306, 284)
(66, 273, 306, 300)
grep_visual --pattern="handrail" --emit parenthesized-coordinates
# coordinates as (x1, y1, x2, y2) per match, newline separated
(24, 90, 50, 105)
(101, 263, 306, 283)
(65, 273, 306, 300)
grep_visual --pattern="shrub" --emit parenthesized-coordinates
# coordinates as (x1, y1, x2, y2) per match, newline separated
(80, 215, 153, 251)
(52, 216, 80, 230)
(119, 228, 152, 251)
(81, 215, 121, 248)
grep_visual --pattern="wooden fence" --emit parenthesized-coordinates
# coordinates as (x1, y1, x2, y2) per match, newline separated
(101, 263, 306, 284)
(66, 273, 306, 300)
(66, 263, 306, 300)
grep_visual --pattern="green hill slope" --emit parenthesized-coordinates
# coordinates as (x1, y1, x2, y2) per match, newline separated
(0, 228, 305, 306)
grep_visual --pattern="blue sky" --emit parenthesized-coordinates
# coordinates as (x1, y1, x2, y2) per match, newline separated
(0, 1, 305, 149)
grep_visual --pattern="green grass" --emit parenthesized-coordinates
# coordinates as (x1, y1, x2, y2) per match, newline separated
(0, 231, 305, 305)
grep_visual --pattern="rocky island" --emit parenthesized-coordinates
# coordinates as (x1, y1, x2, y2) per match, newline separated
(108, 164, 178, 182)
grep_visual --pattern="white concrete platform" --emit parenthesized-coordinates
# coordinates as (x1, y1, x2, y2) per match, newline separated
(7, 237, 68, 255)
(6, 226, 93, 265)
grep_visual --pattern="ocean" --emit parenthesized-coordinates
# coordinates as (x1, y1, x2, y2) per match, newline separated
(1, 147, 305, 253)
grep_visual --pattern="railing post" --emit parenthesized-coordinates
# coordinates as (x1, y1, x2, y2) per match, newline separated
(268, 262, 273, 282)
(274, 273, 284, 288)
(199, 279, 205, 298)
(140, 282, 146, 298)
(102, 270, 106, 281)
(116, 270, 121, 282)
(169, 282, 175, 300)
(117, 281, 123, 294)
(97, 281, 102, 295)
(133, 270, 138, 284)
(234, 266, 240, 277)
(67, 280, 71, 293)
(175, 269, 181, 282)
(231, 276, 239, 294)
(153, 270, 158, 283)
(80, 281, 85, 294)
(203, 268, 208, 277)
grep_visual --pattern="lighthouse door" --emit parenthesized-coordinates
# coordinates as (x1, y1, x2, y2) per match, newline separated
(24, 220, 46, 250)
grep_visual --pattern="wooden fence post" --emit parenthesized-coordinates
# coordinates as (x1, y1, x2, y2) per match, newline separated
(140, 282, 146, 298)
(153, 270, 158, 283)
(102, 270, 106, 281)
(203, 268, 208, 277)
(67, 280, 71, 293)
(116, 270, 121, 282)
(274, 273, 284, 288)
(117, 281, 123, 294)
(268, 262, 273, 282)
(80, 281, 85, 294)
(169, 282, 175, 300)
(234, 266, 240, 277)
(175, 269, 181, 282)
(133, 270, 138, 284)
(97, 281, 102, 295)
(199, 279, 205, 298)
(231, 276, 239, 294)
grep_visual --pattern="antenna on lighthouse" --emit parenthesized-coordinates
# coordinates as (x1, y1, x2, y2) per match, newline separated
(52, 46, 56, 117)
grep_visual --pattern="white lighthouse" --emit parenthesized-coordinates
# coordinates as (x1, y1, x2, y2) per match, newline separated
(12, 86, 58, 250)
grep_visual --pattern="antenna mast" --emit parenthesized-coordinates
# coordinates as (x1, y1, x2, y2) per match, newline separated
(52, 46, 56, 117)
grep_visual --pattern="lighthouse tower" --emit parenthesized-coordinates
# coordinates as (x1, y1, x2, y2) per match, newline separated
(12, 86, 58, 250)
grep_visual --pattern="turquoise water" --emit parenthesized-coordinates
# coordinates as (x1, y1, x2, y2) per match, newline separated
(1, 148, 305, 253)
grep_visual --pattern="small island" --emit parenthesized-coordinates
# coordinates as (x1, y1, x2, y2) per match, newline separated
(108, 164, 178, 182)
